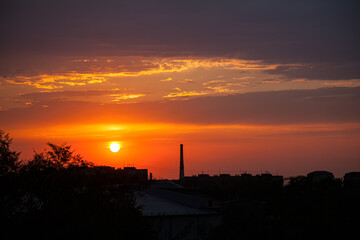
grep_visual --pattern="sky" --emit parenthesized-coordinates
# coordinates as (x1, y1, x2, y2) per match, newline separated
(1, 0, 359, 179)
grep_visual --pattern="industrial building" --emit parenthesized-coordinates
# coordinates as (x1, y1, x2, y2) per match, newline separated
(136, 181, 220, 240)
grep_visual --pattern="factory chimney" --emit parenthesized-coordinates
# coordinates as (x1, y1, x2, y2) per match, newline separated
(179, 144, 184, 180)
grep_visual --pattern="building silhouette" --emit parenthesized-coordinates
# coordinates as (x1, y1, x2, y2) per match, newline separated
(179, 144, 184, 180)
(344, 172, 360, 189)
(135, 181, 220, 240)
(307, 170, 334, 184)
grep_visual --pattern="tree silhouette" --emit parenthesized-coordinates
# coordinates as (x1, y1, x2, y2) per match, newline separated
(0, 129, 21, 176)
(1, 138, 154, 239)
(24, 142, 93, 172)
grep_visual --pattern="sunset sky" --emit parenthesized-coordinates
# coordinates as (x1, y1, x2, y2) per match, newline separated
(1, 0, 359, 179)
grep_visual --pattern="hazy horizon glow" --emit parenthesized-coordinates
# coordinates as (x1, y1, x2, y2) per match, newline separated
(7, 121, 360, 178)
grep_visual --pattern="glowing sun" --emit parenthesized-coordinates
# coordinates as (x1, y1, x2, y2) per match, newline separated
(110, 142, 120, 152)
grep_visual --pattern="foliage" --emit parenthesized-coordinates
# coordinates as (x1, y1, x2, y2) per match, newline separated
(1, 183, 153, 239)
(0, 129, 21, 176)
(206, 176, 359, 240)
(23, 142, 93, 172)
(0, 131, 154, 239)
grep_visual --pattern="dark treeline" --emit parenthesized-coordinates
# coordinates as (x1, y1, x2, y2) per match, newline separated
(0, 130, 154, 239)
(203, 177, 360, 240)
(1, 130, 360, 240)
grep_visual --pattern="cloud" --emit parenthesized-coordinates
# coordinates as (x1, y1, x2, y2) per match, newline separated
(110, 94, 145, 102)
(1, 0, 358, 65)
(261, 80, 281, 84)
(203, 80, 227, 86)
(160, 77, 173, 82)
(16, 90, 146, 104)
(265, 62, 360, 81)
(1, 87, 359, 128)
(181, 79, 194, 83)
(4, 73, 107, 89)
(1, 57, 281, 87)
(1, 1, 360, 125)
(1, 1, 358, 90)
(324, 81, 360, 86)
(203, 80, 246, 93)
(163, 90, 210, 98)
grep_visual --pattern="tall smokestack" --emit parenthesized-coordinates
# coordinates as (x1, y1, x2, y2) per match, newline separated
(179, 144, 184, 180)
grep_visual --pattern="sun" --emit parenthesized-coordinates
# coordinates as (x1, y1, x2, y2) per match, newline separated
(110, 142, 120, 152)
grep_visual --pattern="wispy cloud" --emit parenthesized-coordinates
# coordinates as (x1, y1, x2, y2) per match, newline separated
(163, 90, 210, 98)
(5, 73, 107, 89)
(203, 80, 246, 93)
(160, 77, 173, 82)
(261, 80, 281, 84)
(2, 57, 289, 89)
(181, 78, 194, 83)
(110, 94, 145, 102)
(324, 81, 360, 86)
(16, 90, 146, 105)
(2, 87, 359, 127)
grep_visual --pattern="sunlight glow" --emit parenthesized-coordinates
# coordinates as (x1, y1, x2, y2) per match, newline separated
(110, 142, 120, 152)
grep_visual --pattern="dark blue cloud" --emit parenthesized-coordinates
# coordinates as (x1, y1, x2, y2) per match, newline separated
(1, 0, 359, 82)
(265, 62, 360, 80)
(1, 0, 359, 63)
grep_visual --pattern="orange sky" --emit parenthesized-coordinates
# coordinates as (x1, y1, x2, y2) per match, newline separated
(1, 1, 360, 179)
(7, 121, 360, 179)
(1, 57, 359, 179)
